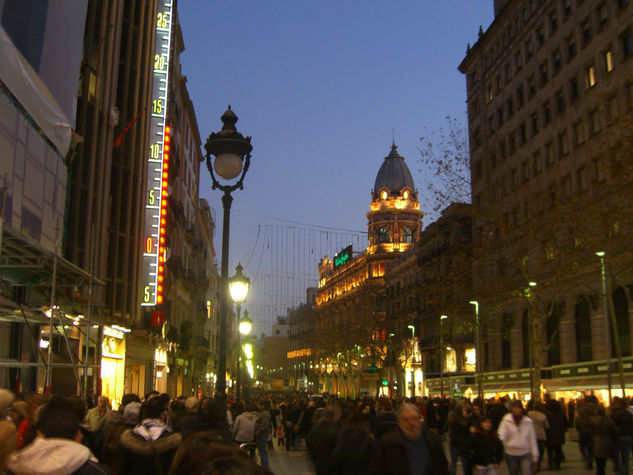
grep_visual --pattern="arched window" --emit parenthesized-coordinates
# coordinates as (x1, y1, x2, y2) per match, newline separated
(547, 303, 562, 366)
(501, 313, 513, 369)
(575, 296, 592, 362)
(612, 287, 631, 357)
(522, 309, 530, 367)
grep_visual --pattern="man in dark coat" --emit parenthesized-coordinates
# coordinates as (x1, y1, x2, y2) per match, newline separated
(307, 404, 342, 474)
(545, 398, 567, 470)
(369, 402, 448, 475)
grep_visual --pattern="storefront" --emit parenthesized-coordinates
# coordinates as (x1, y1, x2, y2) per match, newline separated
(154, 347, 168, 393)
(100, 326, 126, 409)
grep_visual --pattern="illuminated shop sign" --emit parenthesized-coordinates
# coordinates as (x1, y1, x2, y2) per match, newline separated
(287, 348, 312, 359)
(334, 245, 352, 269)
(141, 0, 173, 307)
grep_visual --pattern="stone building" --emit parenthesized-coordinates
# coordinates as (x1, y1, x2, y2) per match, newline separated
(312, 143, 423, 396)
(459, 0, 633, 399)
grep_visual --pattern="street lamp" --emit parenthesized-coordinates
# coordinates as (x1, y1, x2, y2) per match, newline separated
(408, 324, 416, 397)
(205, 106, 252, 409)
(525, 282, 537, 400)
(229, 263, 250, 401)
(469, 301, 483, 401)
(596, 251, 612, 404)
(237, 310, 252, 400)
(440, 315, 448, 397)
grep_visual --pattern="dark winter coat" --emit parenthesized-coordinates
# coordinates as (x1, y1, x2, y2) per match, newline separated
(372, 411, 398, 438)
(119, 428, 182, 475)
(609, 406, 633, 437)
(593, 415, 619, 458)
(330, 423, 373, 475)
(175, 412, 205, 440)
(468, 430, 504, 467)
(306, 418, 341, 475)
(545, 401, 566, 446)
(369, 425, 448, 475)
(449, 416, 471, 449)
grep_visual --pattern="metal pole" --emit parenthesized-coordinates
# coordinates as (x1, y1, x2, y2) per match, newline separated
(46, 224, 59, 390)
(216, 191, 233, 405)
(236, 303, 241, 401)
(440, 316, 445, 398)
(599, 253, 612, 404)
(470, 301, 483, 402)
(410, 326, 415, 397)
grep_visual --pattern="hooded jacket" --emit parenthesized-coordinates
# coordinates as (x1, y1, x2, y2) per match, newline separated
(232, 411, 257, 442)
(119, 419, 182, 475)
(7, 436, 107, 475)
(497, 413, 539, 461)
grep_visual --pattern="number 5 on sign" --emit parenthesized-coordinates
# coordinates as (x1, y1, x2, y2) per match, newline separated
(143, 286, 152, 303)
(148, 189, 155, 205)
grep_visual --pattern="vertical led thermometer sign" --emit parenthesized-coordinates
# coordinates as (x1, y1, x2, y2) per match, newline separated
(141, 0, 173, 307)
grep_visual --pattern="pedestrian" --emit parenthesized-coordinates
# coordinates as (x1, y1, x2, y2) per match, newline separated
(545, 398, 566, 470)
(254, 400, 272, 471)
(7, 396, 108, 475)
(527, 401, 549, 472)
(448, 404, 473, 475)
(369, 401, 448, 475)
(175, 396, 204, 440)
(330, 410, 373, 475)
(594, 404, 619, 475)
(168, 430, 243, 474)
(497, 400, 538, 475)
(609, 397, 633, 474)
(306, 404, 343, 475)
(576, 395, 598, 469)
(0, 389, 17, 474)
(119, 396, 182, 475)
(468, 416, 504, 474)
(232, 403, 257, 457)
(85, 395, 110, 432)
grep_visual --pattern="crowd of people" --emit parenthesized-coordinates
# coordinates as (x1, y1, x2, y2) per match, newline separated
(1, 387, 633, 475)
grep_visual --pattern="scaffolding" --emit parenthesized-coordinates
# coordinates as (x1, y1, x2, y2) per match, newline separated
(0, 220, 105, 396)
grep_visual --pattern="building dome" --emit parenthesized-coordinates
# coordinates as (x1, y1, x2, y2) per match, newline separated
(373, 143, 415, 198)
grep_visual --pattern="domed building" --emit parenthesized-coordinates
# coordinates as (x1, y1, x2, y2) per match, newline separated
(303, 144, 423, 395)
(367, 143, 423, 254)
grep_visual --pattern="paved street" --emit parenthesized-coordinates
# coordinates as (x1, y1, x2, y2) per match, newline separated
(264, 437, 611, 474)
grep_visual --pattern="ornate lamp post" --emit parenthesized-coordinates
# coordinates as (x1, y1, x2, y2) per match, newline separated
(229, 263, 250, 400)
(204, 107, 252, 408)
(469, 300, 483, 401)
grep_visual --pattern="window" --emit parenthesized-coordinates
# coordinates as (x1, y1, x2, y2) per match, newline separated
(563, 0, 572, 18)
(520, 123, 527, 144)
(511, 168, 518, 189)
(402, 228, 414, 243)
(558, 130, 569, 156)
(521, 160, 530, 181)
(497, 107, 504, 126)
(545, 142, 555, 166)
(526, 39, 533, 59)
(598, 3, 609, 27)
(604, 49, 614, 72)
(567, 36, 577, 60)
(550, 11, 559, 32)
(543, 100, 552, 124)
(507, 98, 514, 118)
(557, 90, 566, 113)
(532, 151, 542, 175)
(509, 132, 517, 154)
(505, 63, 512, 82)
(537, 26, 545, 46)
(540, 62, 549, 86)
(569, 76, 580, 101)
(582, 21, 592, 45)
(553, 50, 562, 72)
(573, 121, 585, 146)
(528, 75, 537, 96)
(487, 85, 494, 102)
(515, 51, 523, 71)
(561, 174, 572, 199)
(516, 86, 525, 108)
(531, 112, 539, 134)
(589, 108, 601, 134)
(605, 95, 616, 121)
(585, 64, 596, 88)
(496, 75, 503, 92)
(378, 227, 390, 244)
(623, 32, 633, 57)
(489, 115, 495, 133)
(577, 166, 588, 191)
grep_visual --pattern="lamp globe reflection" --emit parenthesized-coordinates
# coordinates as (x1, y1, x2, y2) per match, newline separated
(229, 263, 250, 304)
(239, 310, 253, 336)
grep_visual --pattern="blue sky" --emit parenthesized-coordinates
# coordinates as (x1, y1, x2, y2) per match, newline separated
(178, 1, 494, 331)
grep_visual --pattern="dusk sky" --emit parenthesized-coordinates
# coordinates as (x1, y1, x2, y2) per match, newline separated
(178, 2, 494, 332)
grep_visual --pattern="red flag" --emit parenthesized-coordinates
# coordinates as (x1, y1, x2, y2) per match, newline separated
(113, 109, 145, 147)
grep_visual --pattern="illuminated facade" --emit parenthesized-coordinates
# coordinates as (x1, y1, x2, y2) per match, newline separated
(312, 144, 423, 396)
